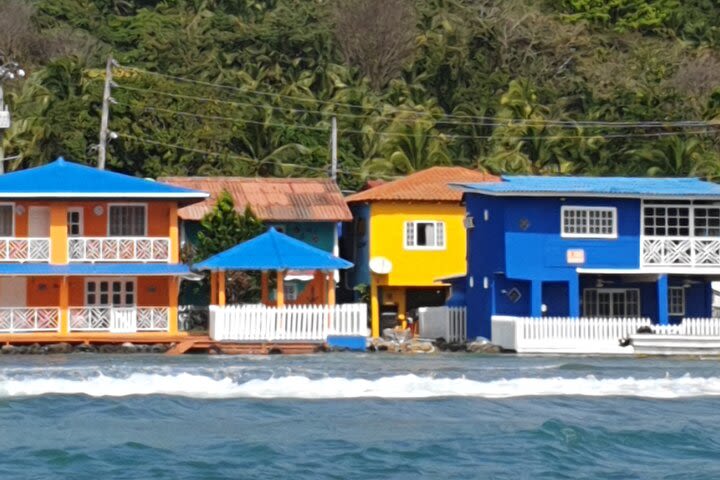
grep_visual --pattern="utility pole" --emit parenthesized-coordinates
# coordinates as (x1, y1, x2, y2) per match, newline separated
(330, 116, 338, 182)
(98, 56, 114, 170)
(0, 57, 25, 175)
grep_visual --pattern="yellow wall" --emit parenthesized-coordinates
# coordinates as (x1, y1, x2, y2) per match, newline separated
(369, 202, 467, 287)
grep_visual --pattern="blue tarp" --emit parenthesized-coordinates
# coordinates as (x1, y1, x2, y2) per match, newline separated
(0, 263, 193, 276)
(0, 158, 207, 201)
(195, 227, 353, 271)
(454, 175, 720, 198)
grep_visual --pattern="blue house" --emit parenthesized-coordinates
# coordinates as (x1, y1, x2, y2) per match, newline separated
(455, 176, 720, 340)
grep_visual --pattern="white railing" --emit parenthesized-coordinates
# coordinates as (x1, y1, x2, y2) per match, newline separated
(0, 308, 60, 333)
(418, 306, 467, 342)
(0, 238, 50, 262)
(652, 318, 720, 336)
(642, 236, 720, 267)
(209, 304, 368, 342)
(69, 307, 169, 332)
(68, 237, 170, 262)
(492, 316, 652, 354)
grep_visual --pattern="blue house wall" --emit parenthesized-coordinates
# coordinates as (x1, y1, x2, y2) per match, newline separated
(465, 193, 714, 339)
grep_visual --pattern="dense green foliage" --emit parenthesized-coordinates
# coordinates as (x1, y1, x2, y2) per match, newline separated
(192, 191, 265, 303)
(3, 0, 720, 188)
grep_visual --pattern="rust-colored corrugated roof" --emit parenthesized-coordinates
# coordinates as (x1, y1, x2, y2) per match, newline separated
(345, 167, 500, 203)
(158, 177, 353, 222)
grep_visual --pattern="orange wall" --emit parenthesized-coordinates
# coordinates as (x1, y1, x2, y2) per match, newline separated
(10, 201, 175, 237)
(26, 276, 61, 307)
(26, 276, 173, 307)
(138, 277, 170, 306)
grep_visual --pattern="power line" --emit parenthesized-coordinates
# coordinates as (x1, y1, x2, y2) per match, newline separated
(117, 133, 402, 180)
(116, 65, 719, 128)
(116, 102, 720, 142)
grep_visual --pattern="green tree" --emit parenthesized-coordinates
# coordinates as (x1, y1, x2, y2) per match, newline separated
(194, 191, 265, 303)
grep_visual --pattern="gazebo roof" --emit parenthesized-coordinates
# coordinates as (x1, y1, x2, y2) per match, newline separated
(194, 227, 353, 272)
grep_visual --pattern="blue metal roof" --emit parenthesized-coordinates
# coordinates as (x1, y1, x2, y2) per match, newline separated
(0, 158, 208, 200)
(454, 176, 720, 198)
(0, 263, 193, 276)
(195, 227, 353, 271)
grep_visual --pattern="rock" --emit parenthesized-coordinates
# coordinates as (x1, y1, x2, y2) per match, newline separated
(99, 344, 121, 354)
(150, 343, 168, 354)
(465, 340, 501, 354)
(74, 344, 96, 353)
(46, 342, 73, 354)
(27, 343, 44, 354)
(406, 340, 435, 353)
(121, 342, 137, 353)
(1, 345, 15, 355)
(433, 337, 448, 351)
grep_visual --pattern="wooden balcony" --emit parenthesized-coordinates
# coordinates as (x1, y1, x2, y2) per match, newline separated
(68, 237, 170, 263)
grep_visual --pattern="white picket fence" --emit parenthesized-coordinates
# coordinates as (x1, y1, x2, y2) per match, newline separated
(209, 304, 368, 342)
(652, 318, 720, 336)
(492, 316, 652, 354)
(417, 306, 467, 342)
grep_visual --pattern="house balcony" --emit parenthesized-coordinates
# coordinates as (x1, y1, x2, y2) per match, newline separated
(641, 236, 720, 268)
(68, 237, 171, 263)
(69, 306, 170, 332)
(0, 308, 60, 333)
(0, 238, 51, 262)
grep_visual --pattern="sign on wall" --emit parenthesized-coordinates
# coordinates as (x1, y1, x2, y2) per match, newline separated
(566, 249, 586, 265)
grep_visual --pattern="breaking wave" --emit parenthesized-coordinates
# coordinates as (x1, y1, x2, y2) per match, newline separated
(1, 373, 720, 399)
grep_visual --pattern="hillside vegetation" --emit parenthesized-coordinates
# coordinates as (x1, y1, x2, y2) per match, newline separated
(3, 0, 720, 189)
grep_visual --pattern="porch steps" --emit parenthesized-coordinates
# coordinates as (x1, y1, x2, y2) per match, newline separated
(165, 340, 197, 356)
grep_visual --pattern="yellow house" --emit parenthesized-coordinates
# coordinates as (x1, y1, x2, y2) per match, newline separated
(344, 167, 499, 337)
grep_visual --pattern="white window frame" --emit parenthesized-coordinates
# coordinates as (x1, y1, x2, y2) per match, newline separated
(403, 220, 446, 251)
(582, 288, 641, 317)
(67, 207, 84, 237)
(668, 286, 685, 316)
(85, 277, 137, 307)
(0, 202, 15, 237)
(107, 203, 147, 237)
(561, 206, 617, 239)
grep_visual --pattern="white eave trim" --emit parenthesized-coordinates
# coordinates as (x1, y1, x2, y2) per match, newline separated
(0, 192, 209, 198)
(450, 189, 720, 200)
(576, 267, 720, 275)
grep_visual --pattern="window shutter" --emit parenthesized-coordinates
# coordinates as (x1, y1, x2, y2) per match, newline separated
(435, 222, 445, 247)
(405, 222, 415, 247)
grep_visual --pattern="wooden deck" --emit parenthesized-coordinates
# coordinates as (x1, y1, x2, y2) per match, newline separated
(0, 332, 324, 355)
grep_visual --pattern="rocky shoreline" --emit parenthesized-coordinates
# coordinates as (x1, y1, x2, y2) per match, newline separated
(365, 328, 501, 354)
(0, 342, 170, 355)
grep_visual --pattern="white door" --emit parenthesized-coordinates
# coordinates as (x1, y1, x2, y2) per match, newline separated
(28, 207, 50, 237)
(0, 278, 26, 308)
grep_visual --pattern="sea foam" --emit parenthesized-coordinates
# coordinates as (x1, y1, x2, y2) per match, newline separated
(1, 373, 720, 399)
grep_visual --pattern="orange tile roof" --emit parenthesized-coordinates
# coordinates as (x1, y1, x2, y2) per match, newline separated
(345, 167, 500, 203)
(158, 177, 353, 222)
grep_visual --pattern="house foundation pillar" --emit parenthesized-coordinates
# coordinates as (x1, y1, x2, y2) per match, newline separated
(370, 276, 380, 338)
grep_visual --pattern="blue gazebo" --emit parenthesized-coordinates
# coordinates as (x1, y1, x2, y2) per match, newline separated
(195, 227, 352, 307)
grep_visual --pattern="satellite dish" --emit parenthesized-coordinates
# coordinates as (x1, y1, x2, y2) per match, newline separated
(369, 257, 392, 274)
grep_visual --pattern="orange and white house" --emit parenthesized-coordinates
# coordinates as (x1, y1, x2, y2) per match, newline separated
(0, 157, 207, 341)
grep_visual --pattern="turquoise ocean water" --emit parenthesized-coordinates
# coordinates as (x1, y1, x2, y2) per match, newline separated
(0, 353, 719, 479)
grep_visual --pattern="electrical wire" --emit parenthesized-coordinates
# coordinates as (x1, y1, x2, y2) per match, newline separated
(117, 133, 402, 180)
(115, 65, 720, 128)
